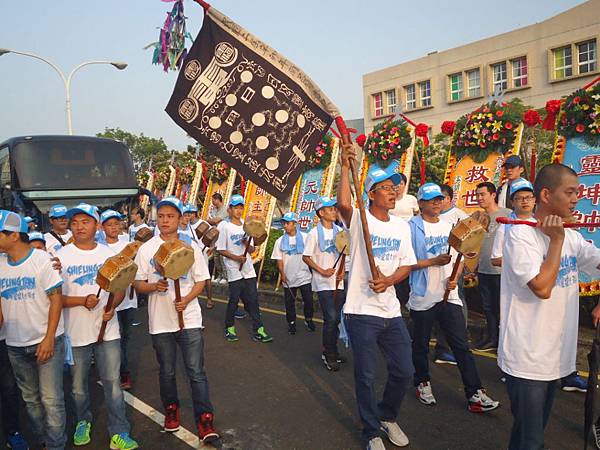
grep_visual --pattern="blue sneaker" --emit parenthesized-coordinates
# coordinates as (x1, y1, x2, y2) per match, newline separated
(434, 352, 457, 365)
(6, 432, 29, 450)
(561, 372, 587, 392)
(234, 309, 246, 319)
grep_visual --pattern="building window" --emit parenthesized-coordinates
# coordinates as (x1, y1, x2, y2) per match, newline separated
(373, 93, 383, 117)
(492, 62, 508, 92)
(553, 45, 573, 79)
(578, 40, 597, 74)
(449, 73, 463, 101)
(404, 84, 416, 110)
(467, 69, 481, 97)
(511, 56, 528, 87)
(419, 81, 431, 107)
(386, 89, 396, 114)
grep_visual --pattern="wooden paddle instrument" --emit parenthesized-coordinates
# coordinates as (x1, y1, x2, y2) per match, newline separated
(443, 211, 490, 302)
(118, 227, 154, 298)
(239, 217, 267, 270)
(154, 240, 195, 330)
(96, 254, 138, 342)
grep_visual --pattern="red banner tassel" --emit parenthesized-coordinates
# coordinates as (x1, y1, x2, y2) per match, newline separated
(542, 100, 561, 131)
(420, 154, 426, 186)
(530, 147, 537, 183)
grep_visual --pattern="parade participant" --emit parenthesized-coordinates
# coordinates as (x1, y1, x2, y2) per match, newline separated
(58, 204, 138, 450)
(186, 204, 202, 230)
(271, 212, 315, 334)
(408, 183, 500, 413)
(134, 196, 220, 443)
(128, 207, 151, 241)
(337, 144, 415, 449)
(474, 182, 510, 351)
(440, 184, 469, 224)
(28, 231, 47, 251)
(303, 196, 346, 371)
(179, 204, 196, 240)
(389, 173, 419, 221)
(25, 216, 36, 231)
(0, 210, 67, 450)
(44, 204, 72, 254)
(499, 163, 600, 450)
(101, 210, 137, 390)
(207, 193, 228, 284)
(496, 155, 526, 209)
(217, 194, 273, 343)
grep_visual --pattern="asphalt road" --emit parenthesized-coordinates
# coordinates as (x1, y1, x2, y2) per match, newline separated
(2, 297, 589, 450)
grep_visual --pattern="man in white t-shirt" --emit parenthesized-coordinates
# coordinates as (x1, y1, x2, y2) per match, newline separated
(128, 207, 151, 241)
(271, 212, 314, 335)
(101, 210, 138, 391)
(337, 145, 416, 450)
(207, 193, 228, 283)
(0, 211, 66, 450)
(390, 173, 419, 221)
(134, 196, 219, 444)
(44, 203, 73, 254)
(500, 164, 600, 450)
(408, 183, 499, 414)
(58, 203, 138, 449)
(217, 194, 273, 343)
(496, 155, 526, 210)
(303, 196, 346, 372)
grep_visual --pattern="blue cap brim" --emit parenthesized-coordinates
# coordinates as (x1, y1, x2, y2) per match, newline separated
(66, 208, 98, 221)
(229, 201, 244, 206)
(156, 200, 183, 213)
(419, 193, 444, 201)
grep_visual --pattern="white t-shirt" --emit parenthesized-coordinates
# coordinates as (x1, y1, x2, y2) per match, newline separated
(408, 219, 461, 311)
(440, 207, 468, 226)
(0, 249, 64, 347)
(498, 226, 600, 381)
(135, 236, 210, 334)
(344, 209, 416, 318)
(271, 233, 312, 288)
(44, 230, 73, 254)
(216, 220, 256, 282)
(491, 216, 537, 260)
(390, 194, 419, 221)
(303, 226, 344, 292)
(106, 240, 138, 311)
(128, 223, 151, 241)
(57, 243, 120, 347)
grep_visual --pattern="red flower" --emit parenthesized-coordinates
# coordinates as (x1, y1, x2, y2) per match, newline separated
(576, 124, 585, 133)
(441, 120, 456, 135)
(523, 109, 542, 127)
(505, 122, 513, 130)
(546, 99, 561, 115)
(573, 96, 581, 104)
(492, 133, 500, 141)
(356, 134, 367, 147)
(479, 142, 487, 148)
(495, 110, 504, 117)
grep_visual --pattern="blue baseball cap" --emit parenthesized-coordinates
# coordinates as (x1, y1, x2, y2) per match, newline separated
(315, 196, 337, 211)
(281, 212, 298, 222)
(510, 178, 534, 198)
(100, 209, 122, 224)
(183, 204, 198, 213)
(156, 196, 184, 214)
(66, 203, 100, 222)
(503, 155, 523, 168)
(417, 183, 444, 201)
(28, 231, 46, 243)
(49, 204, 68, 218)
(24, 216, 35, 224)
(229, 194, 245, 207)
(364, 166, 401, 192)
(0, 210, 29, 234)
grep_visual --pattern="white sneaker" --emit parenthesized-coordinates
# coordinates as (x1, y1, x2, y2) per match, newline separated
(416, 381, 436, 405)
(468, 388, 500, 413)
(366, 436, 386, 450)
(380, 421, 409, 447)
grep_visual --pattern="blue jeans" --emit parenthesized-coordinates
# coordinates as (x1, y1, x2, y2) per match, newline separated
(225, 277, 263, 332)
(151, 328, 213, 423)
(70, 339, 130, 436)
(0, 339, 21, 437)
(317, 289, 346, 357)
(117, 308, 135, 375)
(345, 314, 413, 442)
(505, 374, 557, 450)
(411, 302, 482, 398)
(7, 335, 66, 450)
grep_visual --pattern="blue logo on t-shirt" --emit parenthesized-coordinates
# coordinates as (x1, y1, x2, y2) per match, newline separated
(371, 235, 402, 261)
(67, 264, 102, 286)
(231, 233, 245, 247)
(0, 277, 36, 301)
(556, 255, 578, 288)
(425, 235, 448, 256)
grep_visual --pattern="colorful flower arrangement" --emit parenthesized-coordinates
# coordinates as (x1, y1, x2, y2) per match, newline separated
(307, 133, 335, 170)
(557, 83, 600, 146)
(453, 101, 522, 163)
(363, 117, 412, 166)
(208, 159, 230, 184)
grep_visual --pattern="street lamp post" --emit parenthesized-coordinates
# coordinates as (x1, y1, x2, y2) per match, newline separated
(0, 48, 127, 135)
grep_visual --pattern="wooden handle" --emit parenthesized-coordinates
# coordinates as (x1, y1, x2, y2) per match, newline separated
(495, 217, 600, 228)
(129, 285, 134, 299)
(97, 292, 115, 343)
(331, 246, 346, 270)
(175, 279, 184, 330)
(239, 236, 252, 270)
(443, 254, 463, 303)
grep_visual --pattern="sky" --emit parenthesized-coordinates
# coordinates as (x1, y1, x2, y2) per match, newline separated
(0, 0, 586, 151)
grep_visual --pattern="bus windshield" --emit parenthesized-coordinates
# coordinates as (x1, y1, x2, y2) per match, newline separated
(11, 138, 137, 190)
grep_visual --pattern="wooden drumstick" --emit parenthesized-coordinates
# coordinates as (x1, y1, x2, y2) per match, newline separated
(239, 236, 253, 270)
(174, 278, 185, 330)
(443, 254, 463, 303)
(332, 246, 347, 270)
(496, 217, 600, 228)
(97, 292, 115, 343)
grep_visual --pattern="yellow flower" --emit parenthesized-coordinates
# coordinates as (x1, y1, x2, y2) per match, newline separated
(594, 104, 600, 115)
(485, 122, 492, 128)
(487, 113, 493, 118)
(582, 104, 590, 110)
(492, 121, 502, 132)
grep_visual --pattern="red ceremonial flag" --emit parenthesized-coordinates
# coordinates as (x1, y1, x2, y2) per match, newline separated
(165, 3, 340, 199)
